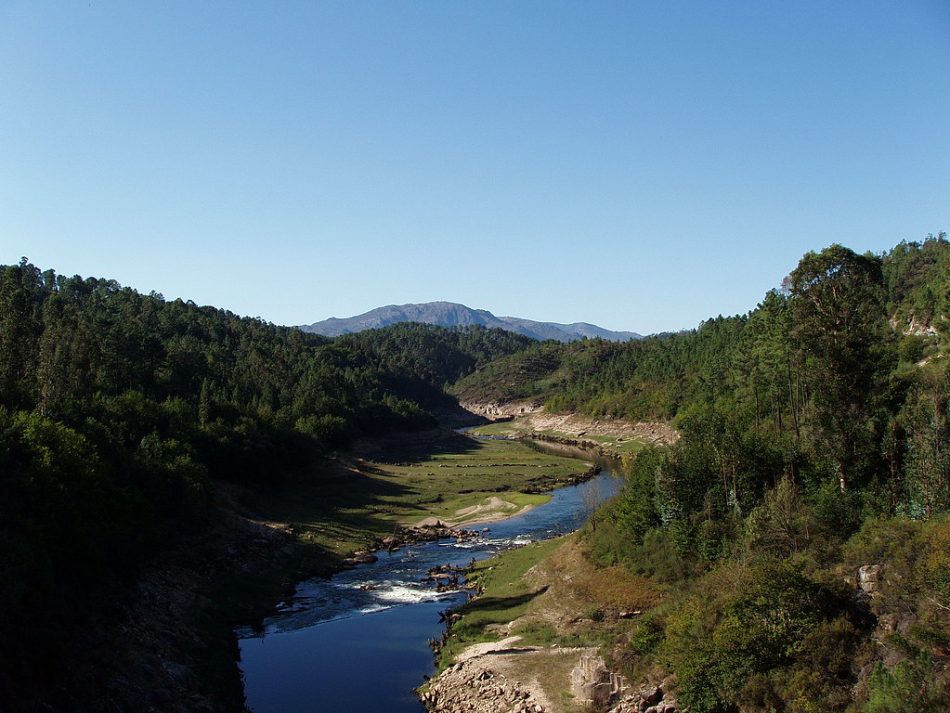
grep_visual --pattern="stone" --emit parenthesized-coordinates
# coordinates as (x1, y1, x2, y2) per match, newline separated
(641, 685, 662, 706)
(858, 564, 882, 594)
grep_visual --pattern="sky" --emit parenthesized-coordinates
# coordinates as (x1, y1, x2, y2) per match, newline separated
(2, 1, 949, 335)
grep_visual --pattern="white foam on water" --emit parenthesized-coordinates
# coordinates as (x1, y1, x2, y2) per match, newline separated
(478, 536, 532, 548)
(374, 582, 458, 604)
(359, 604, 392, 615)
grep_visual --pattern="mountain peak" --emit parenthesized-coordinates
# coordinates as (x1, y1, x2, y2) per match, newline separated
(301, 302, 641, 342)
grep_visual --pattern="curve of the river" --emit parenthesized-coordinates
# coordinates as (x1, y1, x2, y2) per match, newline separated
(238, 460, 621, 713)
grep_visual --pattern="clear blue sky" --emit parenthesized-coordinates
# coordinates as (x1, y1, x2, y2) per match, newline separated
(2, 2, 948, 334)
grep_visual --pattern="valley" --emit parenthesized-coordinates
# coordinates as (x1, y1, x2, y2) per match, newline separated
(1, 236, 948, 713)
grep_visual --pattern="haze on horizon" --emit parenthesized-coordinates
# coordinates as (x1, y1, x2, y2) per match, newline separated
(2, 1, 949, 335)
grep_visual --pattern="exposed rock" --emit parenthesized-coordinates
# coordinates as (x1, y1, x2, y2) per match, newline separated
(342, 551, 378, 566)
(605, 681, 678, 713)
(570, 651, 629, 708)
(459, 405, 680, 449)
(373, 524, 482, 556)
(460, 400, 545, 419)
(858, 564, 882, 595)
(420, 659, 548, 713)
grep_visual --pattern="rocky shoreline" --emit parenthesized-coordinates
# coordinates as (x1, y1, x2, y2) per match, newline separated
(458, 401, 679, 447)
(421, 658, 549, 713)
(416, 528, 683, 713)
(419, 643, 681, 713)
(341, 522, 483, 566)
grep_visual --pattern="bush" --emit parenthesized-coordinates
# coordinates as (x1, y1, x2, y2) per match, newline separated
(661, 559, 849, 713)
(632, 526, 694, 581)
(865, 661, 925, 713)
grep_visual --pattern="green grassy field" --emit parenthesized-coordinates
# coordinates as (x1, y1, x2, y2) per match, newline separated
(247, 430, 591, 563)
(437, 536, 566, 667)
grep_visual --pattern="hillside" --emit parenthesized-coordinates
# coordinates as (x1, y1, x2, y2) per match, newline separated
(441, 236, 950, 713)
(301, 301, 642, 342)
(0, 267, 534, 710)
(454, 235, 950, 421)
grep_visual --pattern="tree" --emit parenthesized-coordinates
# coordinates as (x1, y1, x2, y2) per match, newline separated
(787, 245, 890, 491)
(903, 366, 950, 519)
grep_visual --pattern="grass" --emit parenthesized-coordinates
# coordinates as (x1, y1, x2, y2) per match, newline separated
(248, 430, 591, 564)
(438, 531, 669, 662)
(469, 420, 523, 437)
(438, 536, 566, 667)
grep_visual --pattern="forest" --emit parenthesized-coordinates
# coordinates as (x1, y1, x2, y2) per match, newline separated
(1, 234, 948, 712)
(456, 236, 950, 712)
(0, 264, 531, 706)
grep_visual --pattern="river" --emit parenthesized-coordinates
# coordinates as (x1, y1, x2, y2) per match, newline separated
(237, 458, 621, 713)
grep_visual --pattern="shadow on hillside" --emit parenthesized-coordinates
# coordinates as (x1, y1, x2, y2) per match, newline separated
(352, 426, 484, 464)
(245, 427, 495, 543)
(431, 399, 490, 429)
(463, 586, 550, 617)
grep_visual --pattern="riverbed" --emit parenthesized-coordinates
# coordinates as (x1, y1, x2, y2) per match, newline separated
(237, 466, 621, 713)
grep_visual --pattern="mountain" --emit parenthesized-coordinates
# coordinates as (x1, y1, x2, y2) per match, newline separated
(300, 302, 642, 342)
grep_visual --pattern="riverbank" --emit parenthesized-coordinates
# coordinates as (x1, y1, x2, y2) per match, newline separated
(250, 428, 597, 557)
(422, 536, 678, 713)
(60, 428, 596, 713)
(464, 409, 678, 459)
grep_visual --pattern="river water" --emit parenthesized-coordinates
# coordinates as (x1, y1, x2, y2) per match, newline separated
(237, 462, 621, 713)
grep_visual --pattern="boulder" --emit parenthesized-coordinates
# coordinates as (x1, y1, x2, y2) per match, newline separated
(858, 564, 882, 595)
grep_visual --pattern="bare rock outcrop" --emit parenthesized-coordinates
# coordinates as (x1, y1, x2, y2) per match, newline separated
(606, 680, 679, 713)
(858, 563, 882, 596)
(420, 661, 547, 713)
(460, 400, 544, 419)
(570, 651, 629, 708)
(568, 653, 679, 713)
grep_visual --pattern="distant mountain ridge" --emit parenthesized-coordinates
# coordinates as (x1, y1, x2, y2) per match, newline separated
(300, 302, 641, 342)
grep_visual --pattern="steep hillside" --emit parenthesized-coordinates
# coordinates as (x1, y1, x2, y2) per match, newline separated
(0, 265, 534, 710)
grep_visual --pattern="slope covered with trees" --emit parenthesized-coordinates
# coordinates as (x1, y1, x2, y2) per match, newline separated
(544, 237, 948, 712)
(0, 261, 532, 708)
(453, 234, 949, 428)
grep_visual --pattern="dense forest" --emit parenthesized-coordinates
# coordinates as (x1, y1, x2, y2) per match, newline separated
(455, 236, 950, 712)
(0, 262, 532, 707)
(455, 235, 949, 425)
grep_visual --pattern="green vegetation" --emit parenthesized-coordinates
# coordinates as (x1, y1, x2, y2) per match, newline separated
(452, 236, 950, 711)
(454, 235, 950, 426)
(469, 418, 649, 456)
(437, 537, 565, 667)
(0, 261, 533, 708)
(567, 239, 950, 712)
(253, 434, 585, 557)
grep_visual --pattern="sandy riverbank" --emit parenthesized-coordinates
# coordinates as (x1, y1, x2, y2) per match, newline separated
(415, 496, 544, 528)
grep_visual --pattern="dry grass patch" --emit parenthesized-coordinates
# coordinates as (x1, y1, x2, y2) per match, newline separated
(546, 538, 666, 613)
